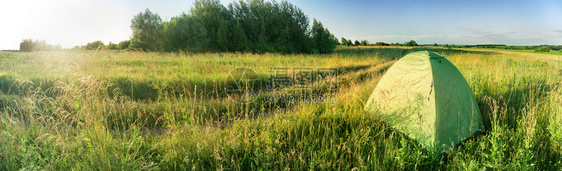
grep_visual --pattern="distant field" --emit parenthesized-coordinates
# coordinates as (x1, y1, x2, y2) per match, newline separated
(0, 47, 560, 170)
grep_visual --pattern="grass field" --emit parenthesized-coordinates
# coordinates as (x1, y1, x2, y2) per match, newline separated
(0, 46, 560, 170)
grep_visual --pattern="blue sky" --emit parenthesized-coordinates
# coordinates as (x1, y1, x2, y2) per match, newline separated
(1, 0, 561, 50)
(293, 0, 562, 45)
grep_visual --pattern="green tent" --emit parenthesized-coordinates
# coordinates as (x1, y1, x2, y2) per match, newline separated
(364, 51, 484, 153)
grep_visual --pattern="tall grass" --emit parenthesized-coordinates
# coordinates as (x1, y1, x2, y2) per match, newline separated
(0, 47, 560, 170)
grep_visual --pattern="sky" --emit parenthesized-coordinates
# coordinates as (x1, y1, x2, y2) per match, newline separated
(1, 0, 561, 50)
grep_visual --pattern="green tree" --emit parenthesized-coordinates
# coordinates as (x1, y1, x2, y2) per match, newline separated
(434, 43, 438, 47)
(161, 13, 194, 52)
(130, 8, 162, 51)
(118, 40, 130, 50)
(374, 42, 389, 46)
(107, 42, 119, 50)
(86, 40, 105, 50)
(360, 40, 368, 46)
(232, 21, 249, 52)
(341, 38, 348, 46)
(189, 0, 230, 51)
(535, 46, 550, 52)
(132, 0, 335, 54)
(354, 40, 360, 46)
(405, 40, 418, 46)
(311, 19, 337, 53)
(19, 39, 55, 51)
(216, 17, 230, 51)
(19, 39, 34, 52)
(33, 40, 46, 51)
(228, 0, 312, 53)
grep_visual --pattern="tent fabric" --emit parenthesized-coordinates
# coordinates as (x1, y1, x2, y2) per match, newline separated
(364, 51, 484, 153)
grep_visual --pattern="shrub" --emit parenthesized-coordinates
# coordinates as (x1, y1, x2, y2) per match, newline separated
(534, 46, 550, 52)
(19, 39, 60, 52)
(19, 39, 34, 52)
(86, 40, 105, 50)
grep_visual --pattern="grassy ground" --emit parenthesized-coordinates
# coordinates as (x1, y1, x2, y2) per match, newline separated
(0, 47, 560, 170)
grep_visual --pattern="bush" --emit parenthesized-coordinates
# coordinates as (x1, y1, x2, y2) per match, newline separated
(19, 39, 61, 52)
(375, 42, 389, 46)
(107, 42, 119, 50)
(19, 39, 34, 52)
(405, 40, 418, 46)
(86, 41, 105, 50)
(360, 40, 368, 46)
(118, 40, 131, 50)
(534, 46, 550, 52)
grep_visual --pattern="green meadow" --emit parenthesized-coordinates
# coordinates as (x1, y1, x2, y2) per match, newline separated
(0, 47, 561, 170)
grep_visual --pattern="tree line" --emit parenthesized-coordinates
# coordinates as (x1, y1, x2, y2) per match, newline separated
(439, 44, 560, 52)
(130, 0, 337, 53)
(340, 38, 419, 47)
(336, 39, 560, 53)
(19, 39, 62, 52)
(68, 40, 130, 51)
(19, 0, 338, 54)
